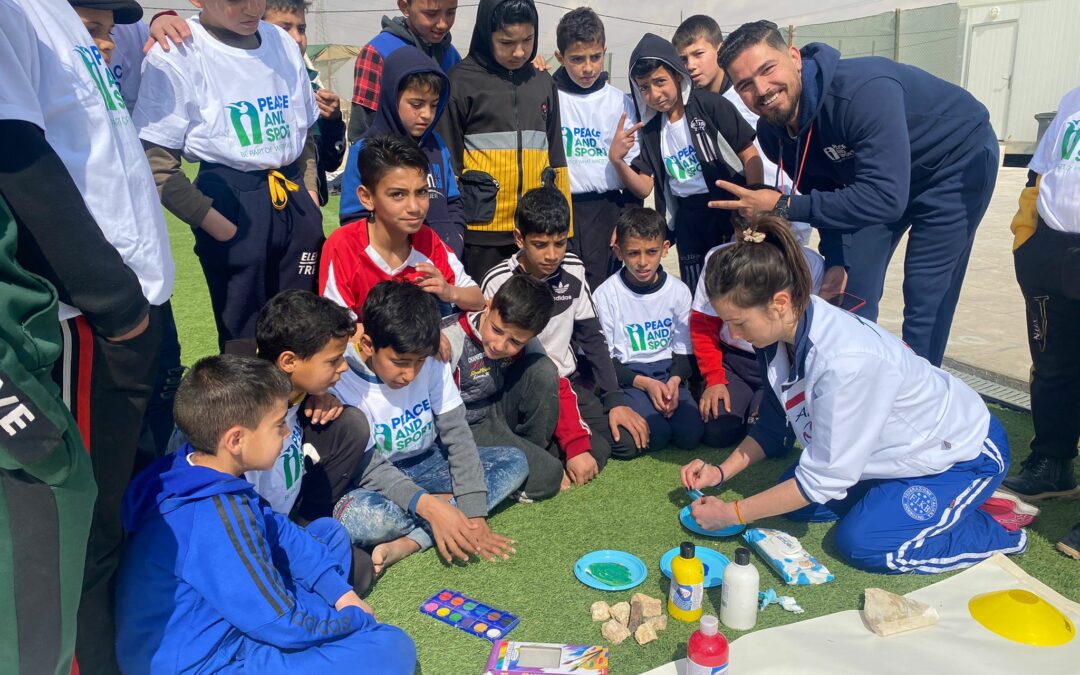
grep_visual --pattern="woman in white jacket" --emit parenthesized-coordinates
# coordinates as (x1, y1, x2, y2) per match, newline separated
(681, 215, 1026, 573)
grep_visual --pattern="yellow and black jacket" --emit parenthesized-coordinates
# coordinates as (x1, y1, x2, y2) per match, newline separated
(439, 0, 572, 246)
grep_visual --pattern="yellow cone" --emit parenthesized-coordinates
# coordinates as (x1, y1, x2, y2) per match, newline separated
(968, 590, 1076, 647)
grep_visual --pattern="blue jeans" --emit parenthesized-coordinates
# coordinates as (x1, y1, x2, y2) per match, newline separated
(335, 445, 527, 550)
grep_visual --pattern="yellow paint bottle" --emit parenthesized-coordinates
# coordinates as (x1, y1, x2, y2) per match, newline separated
(668, 541, 705, 622)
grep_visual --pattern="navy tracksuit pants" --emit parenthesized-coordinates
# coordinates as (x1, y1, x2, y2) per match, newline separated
(779, 415, 1026, 574)
(193, 161, 325, 351)
(617, 360, 704, 454)
(839, 133, 999, 366)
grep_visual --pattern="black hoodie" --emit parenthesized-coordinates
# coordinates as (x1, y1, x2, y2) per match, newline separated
(627, 34, 755, 226)
(438, 0, 572, 245)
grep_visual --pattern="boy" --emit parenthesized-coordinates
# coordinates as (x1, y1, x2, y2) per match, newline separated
(440, 0, 573, 280)
(552, 7, 640, 290)
(444, 274, 569, 500)
(1003, 88, 1080, 556)
(348, 0, 461, 141)
(115, 356, 416, 673)
(321, 134, 483, 316)
(339, 46, 466, 257)
(5, 0, 174, 669)
(264, 0, 347, 206)
(134, 0, 323, 351)
(594, 207, 703, 453)
(671, 15, 810, 244)
(482, 184, 650, 473)
(612, 33, 763, 291)
(333, 281, 528, 573)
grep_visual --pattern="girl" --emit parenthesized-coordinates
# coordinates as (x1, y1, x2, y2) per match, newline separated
(681, 215, 1026, 574)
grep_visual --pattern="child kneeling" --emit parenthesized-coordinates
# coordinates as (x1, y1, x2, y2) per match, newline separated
(115, 356, 415, 673)
(333, 281, 528, 572)
(594, 207, 702, 452)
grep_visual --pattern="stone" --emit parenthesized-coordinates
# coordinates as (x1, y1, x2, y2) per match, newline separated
(609, 601, 631, 627)
(863, 587, 939, 637)
(632, 592, 663, 618)
(590, 601, 611, 622)
(601, 618, 632, 645)
(645, 614, 668, 632)
(634, 622, 658, 645)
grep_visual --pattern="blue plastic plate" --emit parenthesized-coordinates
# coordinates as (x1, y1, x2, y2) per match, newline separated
(679, 505, 747, 538)
(659, 547, 731, 588)
(573, 550, 647, 591)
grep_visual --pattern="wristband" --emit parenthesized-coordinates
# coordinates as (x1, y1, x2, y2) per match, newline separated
(714, 464, 726, 486)
(734, 499, 746, 525)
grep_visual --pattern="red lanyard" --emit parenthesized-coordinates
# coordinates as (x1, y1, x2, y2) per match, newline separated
(777, 123, 813, 195)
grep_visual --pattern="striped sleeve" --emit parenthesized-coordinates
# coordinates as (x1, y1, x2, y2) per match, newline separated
(183, 495, 371, 648)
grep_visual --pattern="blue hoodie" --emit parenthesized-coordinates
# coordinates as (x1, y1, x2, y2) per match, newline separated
(757, 43, 992, 236)
(115, 447, 372, 673)
(339, 46, 464, 253)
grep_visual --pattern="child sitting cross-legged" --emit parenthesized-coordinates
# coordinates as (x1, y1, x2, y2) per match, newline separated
(115, 355, 416, 673)
(593, 207, 703, 453)
(333, 280, 529, 574)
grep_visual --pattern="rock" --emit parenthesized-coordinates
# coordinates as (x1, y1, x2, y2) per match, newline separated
(645, 614, 668, 632)
(610, 601, 631, 627)
(590, 601, 611, 622)
(634, 622, 658, 645)
(601, 618, 632, 645)
(632, 592, 663, 618)
(628, 598, 645, 632)
(863, 587, 939, 637)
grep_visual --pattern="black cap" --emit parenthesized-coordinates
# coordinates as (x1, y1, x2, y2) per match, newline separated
(735, 547, 750, 565)
(68, 0, 144, 25)
(680, 542, 695, 559)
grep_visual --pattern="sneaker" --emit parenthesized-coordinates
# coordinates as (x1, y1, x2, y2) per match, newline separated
(979, 490, 1040, 531)
(1056, 523, 1080, 561)
(1000, 454, 1080, 500)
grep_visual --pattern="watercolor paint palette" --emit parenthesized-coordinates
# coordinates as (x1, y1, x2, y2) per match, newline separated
(420, 589, 519, 641)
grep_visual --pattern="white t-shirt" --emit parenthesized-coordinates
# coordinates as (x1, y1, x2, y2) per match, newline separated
(594, 272, 692, 364)
(723, 87, 812, 245)
(1030, 86, 1080, 234)
(332, 346, 463, 462)
(660, 114, 709, 198)
(1, 0, 174, 317)
(558, 84, 640, 194)
(110, 21, 149, 110)
(692, 242, 825, 353)
(134, 16, 318, 171)
(245, 401, 304, 514)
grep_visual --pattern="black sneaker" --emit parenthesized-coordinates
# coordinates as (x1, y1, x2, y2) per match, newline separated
(1000, 454, 1080, 500)
(1056, 523, 1080, 561)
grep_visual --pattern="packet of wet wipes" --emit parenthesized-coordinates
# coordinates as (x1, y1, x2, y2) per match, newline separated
(743, 528, 835, 586)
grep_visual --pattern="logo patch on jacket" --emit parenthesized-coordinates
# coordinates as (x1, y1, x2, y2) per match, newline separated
(822, 144, 855, 161)
(690, 117, 707, 132)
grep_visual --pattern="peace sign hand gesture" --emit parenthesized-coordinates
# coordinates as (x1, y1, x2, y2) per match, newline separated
(609, 112, 644, 165)
(708, 179, 783, 218)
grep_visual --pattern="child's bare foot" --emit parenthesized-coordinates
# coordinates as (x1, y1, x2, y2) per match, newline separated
(561, 471, 572, 491)
(372, 537, 420, 575)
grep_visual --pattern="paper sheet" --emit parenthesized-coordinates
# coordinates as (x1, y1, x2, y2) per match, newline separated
(641, 554, 1079, 674)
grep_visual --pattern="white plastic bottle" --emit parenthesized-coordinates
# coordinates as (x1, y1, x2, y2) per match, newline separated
(720, 547, 759, 630)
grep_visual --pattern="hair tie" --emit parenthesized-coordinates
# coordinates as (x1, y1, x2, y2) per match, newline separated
(743, 229, 766, 244)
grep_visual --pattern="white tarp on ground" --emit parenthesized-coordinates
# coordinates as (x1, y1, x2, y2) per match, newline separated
(643, 553, 1080, 675)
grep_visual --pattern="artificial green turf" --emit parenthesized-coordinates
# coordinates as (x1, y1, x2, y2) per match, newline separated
(165, 192, 1079, 674)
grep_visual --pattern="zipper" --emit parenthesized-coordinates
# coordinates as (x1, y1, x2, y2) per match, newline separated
(512, 71, 523, 204)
